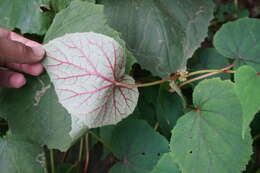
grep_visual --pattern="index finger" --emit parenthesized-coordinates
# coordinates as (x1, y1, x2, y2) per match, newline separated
(0, 27, 41, 47)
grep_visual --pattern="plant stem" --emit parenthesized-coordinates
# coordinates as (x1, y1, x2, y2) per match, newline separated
(116, 75, 178, 88)
(186, 69, 235, 78)
(83, 134, 89, 173)
(176, 64, 234, 90)
(78, 138, 84, 162)
(88, 130, 113, 151)
(50, 149, 55, 173)
(117, 64, 235, 88)
(154, 122, 159, 131)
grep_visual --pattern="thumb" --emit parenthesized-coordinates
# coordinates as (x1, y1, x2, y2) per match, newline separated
(0, 38, 45, 64)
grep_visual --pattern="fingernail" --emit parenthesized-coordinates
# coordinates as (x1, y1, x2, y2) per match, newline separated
(32, 46, 45, 58)
(10, 73, 26, 88)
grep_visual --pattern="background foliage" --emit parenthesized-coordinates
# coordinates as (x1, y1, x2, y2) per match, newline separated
(0, 0, 260, 172)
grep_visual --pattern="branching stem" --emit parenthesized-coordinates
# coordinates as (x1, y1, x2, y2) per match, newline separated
(117, 64, 235, 89)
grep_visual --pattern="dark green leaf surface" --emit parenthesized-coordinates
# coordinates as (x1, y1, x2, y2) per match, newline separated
(188, 48, 230, 82)
(170, 78, 252, 173)
(132, 86, 159, 126)
(109, 119, 169, 173)
(50, 0, 73, 13)
(151, 153, 180, 173)
(0, 135, 45, 173)
(156, 87, 183, 138)
(214, 18, 260, 70)
(0, 0, 52, 34)
(235, 65, 260, 137)
(99, 0, 214, 77)
(0, 74, 73, 151)
(44, 0, 136, 73)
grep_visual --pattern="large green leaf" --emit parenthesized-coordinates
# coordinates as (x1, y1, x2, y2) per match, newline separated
(235, 65, 260, 137)
(214, 18, 260, 70)
(0, 74, 74, 151)
(109, 119, 169, 173)
(98, 0, 215, 77)
(151, 153, 180, 173)
(170, 78, 252, 173)
(0, 0, 52, 34)
(44, 0, 136, 73)
(0, 135, 45, 173)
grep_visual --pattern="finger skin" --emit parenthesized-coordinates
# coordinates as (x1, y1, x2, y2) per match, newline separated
(0, 27, 41, 47)
(0, 38, 45, 64)
(5, 63, 44, 76)
(0, 70, 26, 88)
(0, 28, 45, 88)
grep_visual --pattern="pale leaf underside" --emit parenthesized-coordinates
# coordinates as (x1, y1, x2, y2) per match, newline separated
(43, 32, 139, 128)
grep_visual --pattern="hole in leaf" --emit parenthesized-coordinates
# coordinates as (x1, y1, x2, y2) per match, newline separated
(40, 5, 51, 12)
(141, 152, 146, 155)
(189, 151, 192, 154)
(157, 153, 161, 156)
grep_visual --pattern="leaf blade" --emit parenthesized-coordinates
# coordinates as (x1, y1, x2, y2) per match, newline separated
(170, 78, 252, 173)
(99, 0, 215, 77)
(43, 32, 139, 128)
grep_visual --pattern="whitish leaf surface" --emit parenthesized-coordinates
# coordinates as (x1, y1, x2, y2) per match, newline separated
(170, 78, 252, 173)
(214, 18, 260, 70)
(235, 65, 260, 137)
(0, 0, 52, 34)
(109, 119, 169, 173)
(43, 32, 139, 128)
(0, 136, 45, 173)
(99, 0, 215, 77)
(151, 153, 180, 173)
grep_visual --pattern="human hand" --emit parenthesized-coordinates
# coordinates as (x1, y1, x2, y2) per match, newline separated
(0, 27, 45, 88)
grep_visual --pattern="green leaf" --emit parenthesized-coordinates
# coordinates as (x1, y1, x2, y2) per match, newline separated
(50, 0, 73, 13)
(132, 86, 160, 126)
(0, 74, 74, 151)
(0, 0, 52, 34)
(151, 153, 180, 173)
(170, 78, 252, 173)
(214, 18, 260, 70)
(235, 65, 260, 137)
(109, 119, 169, 173)
(156, 87, 183, 138)
(0, 135, 45, 173)
(44, 0, 136, 73)
(188, 48, 230, 82)
(98, 0, 215, 77)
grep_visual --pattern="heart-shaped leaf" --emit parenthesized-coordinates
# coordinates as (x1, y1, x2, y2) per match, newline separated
(43, 32, 139, 128)
(214, 18, 260, 70)
(170, 78, 252, 173)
